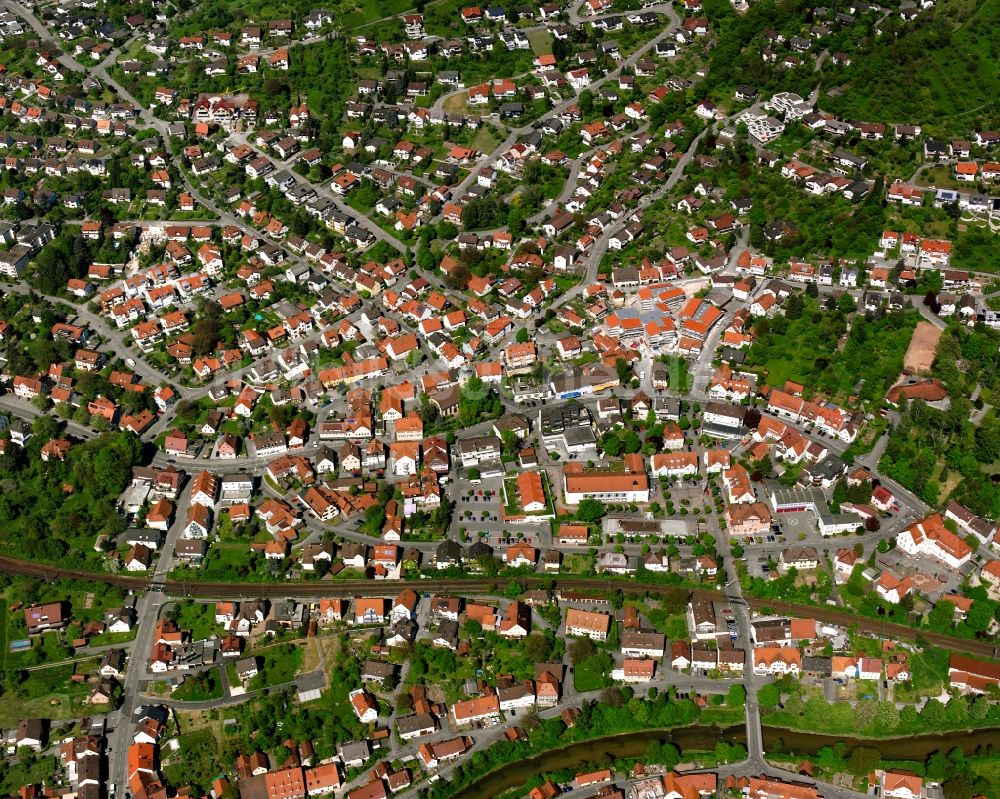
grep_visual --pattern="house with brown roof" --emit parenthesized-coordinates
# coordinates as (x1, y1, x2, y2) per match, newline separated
(565, 608, 611, 641)
(24, 602, 66, 634)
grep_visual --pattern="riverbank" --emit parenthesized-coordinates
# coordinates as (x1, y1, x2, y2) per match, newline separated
(442, 724, 1000, 799)
(762, 725, 1000, 760)
(761, 701, 1000, 741)
(449, 724, 746, 799)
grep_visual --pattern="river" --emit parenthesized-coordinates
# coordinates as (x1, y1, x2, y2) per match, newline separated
(450, 725, 746, 799)
(449, 724, 1000, 799)
(761, 725, 1000, 760)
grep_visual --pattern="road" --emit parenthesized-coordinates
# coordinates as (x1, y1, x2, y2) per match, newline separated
(107, 471, 193, 785)
(426, 4, 682, 225)
(0, 1, 989, 793)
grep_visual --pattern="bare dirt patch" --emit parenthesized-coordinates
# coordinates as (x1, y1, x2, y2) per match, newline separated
(903, 321, 942, 375)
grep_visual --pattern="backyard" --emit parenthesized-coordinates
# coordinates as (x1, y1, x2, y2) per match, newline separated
(0, 659, 101, 727)
(173, 669, 225, 702)
(162, 728, 223, 795)
(227, 643, 305, 690)
(171, 600, 221, 640)
(572, 650, 614, 692)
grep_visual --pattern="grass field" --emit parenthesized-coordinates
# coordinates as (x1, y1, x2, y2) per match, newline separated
(915, 165, 971, 191)
(341, 0, 413, 28)
(88, 629, 138, 647)
(172, 601, 220, 640)
(970, 756, 1000, 782)
(527, 28, 553, 55)
(893, 646, 950, 702)
(657, 356, 693, 393)
(229, 643, 305, 690)
(173, 668, 224, 702)
(7, 631, 71, 670)
(572, 653, 612, 692)
(472, 126, 503, 154)
(562, 553, 594, 574)
(0, 659, 99, 727)
(911, 647, 950, 694)
(442, 92, 470, 114)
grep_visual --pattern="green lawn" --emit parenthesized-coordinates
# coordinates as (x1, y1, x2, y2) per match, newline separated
(88, 629, 138, 647)
(341, 0, 413, 28)
(657, 356, 693, 393)
(527, 28, 553, 55)
(172, 542, 267, 582)
(225, 660, 239, 687)
(19, 661, 93, 699)
(699, 706, 746, 726)
(172, 601, 220, 640)
(970, 755, 1000, 782)
(572, 652, 613, 692)
(173, 669, 224, 702)
(563, 553, 594, 574)
(7, 632, 72, 670)
(471, 126, 503, 155)
(246, 643, 304, 689)
(910, 647, 950, 694)
(503, 478, 522, 516)
(639, 606, 688, 639)
(0, 659, 99, 727)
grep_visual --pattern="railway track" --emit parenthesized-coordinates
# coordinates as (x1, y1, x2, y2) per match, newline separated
(1, 556, 995, 659)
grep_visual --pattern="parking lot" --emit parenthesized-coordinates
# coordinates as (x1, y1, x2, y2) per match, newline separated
(775, 512, 816, 541)
(876, 549, 963, 600)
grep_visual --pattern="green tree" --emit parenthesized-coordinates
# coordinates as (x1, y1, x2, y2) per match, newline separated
(968, 695, 989, 720)
(783, 691, 805, 716)
(568, 637, 596, 664)
(817, 743, 848, 773)
(32, 414, 60, 442)
(927, 599, 955, 632)
(925, 751, 951, 783)
(853, 699, 877, 728)
(921, 697, 946, 727)
(803, 695, 830, 723)
(575, 499, 606, 523)
(726, 683, 746, 706)
(615, 358, 632, 384)
(964, 600, 995, 634)
(847, 746, 881, 776)
(757, 683, 781, 708)
(875, 700, 900, 730)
